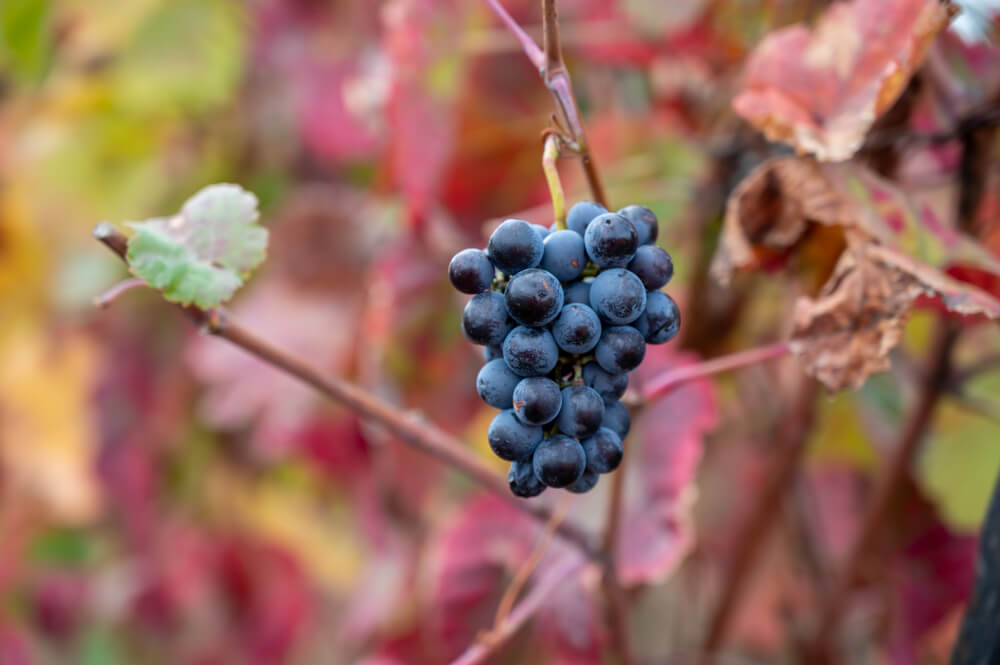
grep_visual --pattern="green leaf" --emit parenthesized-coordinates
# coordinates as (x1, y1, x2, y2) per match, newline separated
(0, 0, 52, 85)
(125, 183, 267, 308)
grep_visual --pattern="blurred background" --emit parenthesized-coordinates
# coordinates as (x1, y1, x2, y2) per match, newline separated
(2, 1, 1000, 664)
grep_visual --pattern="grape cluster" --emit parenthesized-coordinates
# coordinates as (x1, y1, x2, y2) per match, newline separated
(449, 202, 679, 497)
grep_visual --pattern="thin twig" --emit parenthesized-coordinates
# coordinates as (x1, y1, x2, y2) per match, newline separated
(484, 0, 608, 207)
(698, 375, 819, 664)
(805, 321, 959, 661)
(644, 341, 792, 403)
(488, 493, 573, 634)
(93, 277, 147, 308)
(482, 0, 543, 69)
(601, 450, 633, 665)
(450, 556, 586, 665)
(92, 223, 599, 560)
(541, 0, 562, 78)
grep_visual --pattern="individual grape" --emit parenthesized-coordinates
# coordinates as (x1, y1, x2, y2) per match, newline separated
(462, 291, 512, 346)
(488, 410, 543, 461)
(618, 204, 659, 246)
(448, 248, 494, 294)
(531, 223, 551, 242)
(504, 268, 564, 326)
(627, 245, 673, 290)
(512, 377, 563, 426)
(509, 460, 546, 497)
(582, 427, 623, 473)
(556, 385, 605, 439)
(476, 359, 521, 409)
(582, 362, 628, 401)
(563, 279, 592, 305)
(589, 268, 646, 324)
(540, 230, 587, 282)
(601, 399, 631, 440)
(483, 344, 503, 362)
(634, 290, 681, 344)
(566, 201, 608, 237)
(532, 434, 586, 488)
(502, 326, 559, 377)
(595, 326, 646, 374)
(584, 212, 638, 268)
(551, 303, 601, 354)
(567, 470, 599, 493)
(487, 218, 544, 274)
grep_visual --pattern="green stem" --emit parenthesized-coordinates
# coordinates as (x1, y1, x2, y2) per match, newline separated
(543, 134, 567, 229)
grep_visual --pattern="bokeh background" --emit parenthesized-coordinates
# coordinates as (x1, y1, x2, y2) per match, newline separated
(2, 1, 1000, 664)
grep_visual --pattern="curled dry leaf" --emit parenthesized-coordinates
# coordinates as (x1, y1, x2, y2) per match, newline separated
(714, 156, 1000, 390)
(790, 243, 1000, 390)
(733, 0, 956, 161)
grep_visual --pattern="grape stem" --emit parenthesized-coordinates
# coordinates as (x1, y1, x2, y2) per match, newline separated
(92, 223, 599, 561)
(543, 133, 567, 229)
(484, 0, 608, 208)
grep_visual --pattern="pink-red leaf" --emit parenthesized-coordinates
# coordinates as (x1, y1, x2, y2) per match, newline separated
(734, 0, 956, 160)
(618, 346, 718, 585)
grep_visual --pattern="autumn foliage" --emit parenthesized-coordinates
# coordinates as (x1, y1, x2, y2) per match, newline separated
(1, 0, 1000, 664)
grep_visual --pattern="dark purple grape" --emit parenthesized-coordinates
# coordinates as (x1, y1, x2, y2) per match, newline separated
(626, 245, 673, 290)
(556, 385, 605, 439)
(487, 219, 544, 274)
(483, 344, 503, 362)
(462, 291, 513, 346)
(582, 362, 628, 401)
(532, 435, 586, 488)
(567, 470, 599, 493)
(584, 212, 638, 268)
(582, 427, 623, 473)
(595, 326, 645, 374)
(618, 204, 659, 246)
(589, 268, 646, 325)
(512, 377, 563, 425)
(502, 326, 559, 377)
(476, 358, 521, 409)
(504, 268, 564, 326)
(551, 303, 601, 354)
(563, 279, 592, 305)
(448, 248, 494, 294)
(540, 230, 587, 282)
(634, 290, 680, 344)
(488, 410, 542, 461)
(566, 201, 608, 237)
(601, 399, 631, 440)
(509, 460, 546, 497)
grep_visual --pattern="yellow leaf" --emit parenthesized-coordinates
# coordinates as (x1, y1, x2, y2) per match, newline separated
(0, 325, 101, 523)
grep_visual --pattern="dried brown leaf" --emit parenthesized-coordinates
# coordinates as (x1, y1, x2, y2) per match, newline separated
(790, 242, 1000, 390)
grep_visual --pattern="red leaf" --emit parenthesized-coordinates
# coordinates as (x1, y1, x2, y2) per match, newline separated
(537, 566, 607, 665)
(253, 0, 382, 161)
(734, 0, 956, 160)
(619, 346, 718, 585)
(0, 621, 33, 665)
(187, 280, 361, 458)
(383, 0, 463, 218)
(423, 493, 540, 661)
(887, 522, 976, 665)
